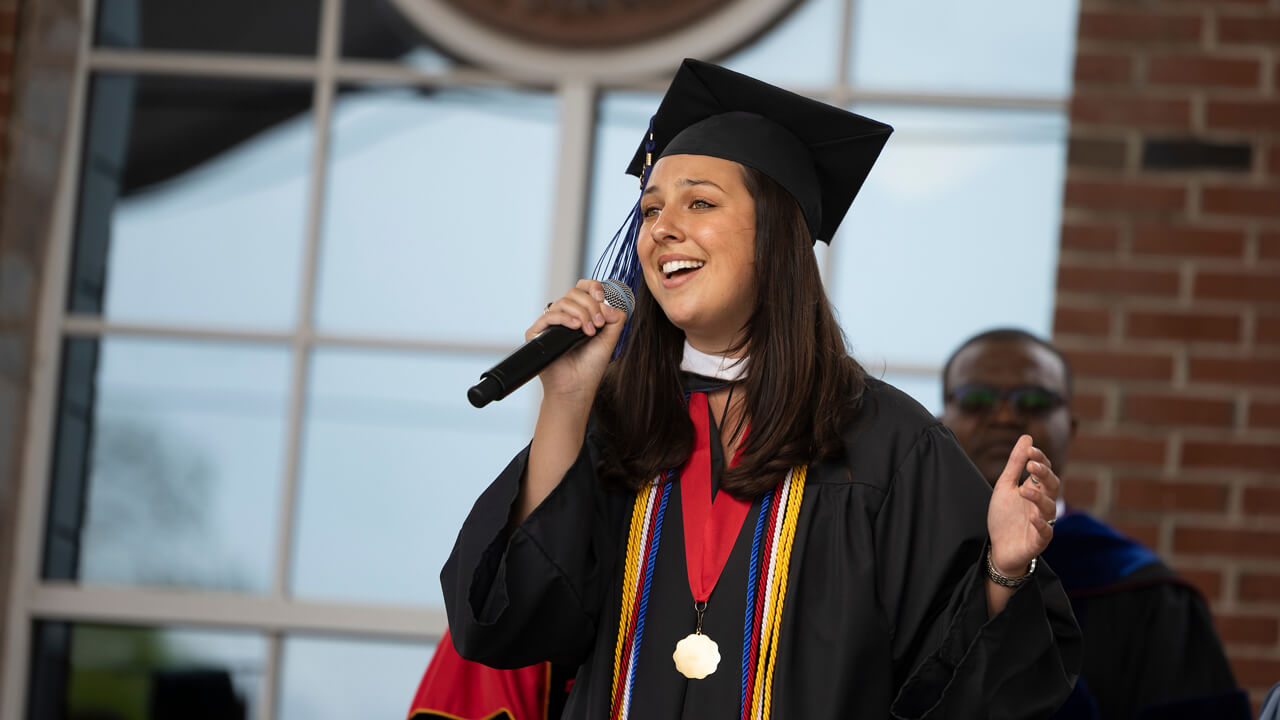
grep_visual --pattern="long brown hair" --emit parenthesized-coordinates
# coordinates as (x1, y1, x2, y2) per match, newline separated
(594, 165, 865, 498)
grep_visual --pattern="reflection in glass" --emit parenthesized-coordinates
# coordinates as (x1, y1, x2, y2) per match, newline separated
(850, 0, 1078, 96)
(722, 0, 842, 87)
(584, 92, 661, 279)
(44, 337, 290, 592)
(292, 348, 535, 606)
(71, 74, 310, 330)
(830, 105, 1065, 372)
(28, 622, 264, 720)
(279, 635, 434, 720)
(316, 86, 558, 342)
(341, 0, 457, 72)
(95, 0, 321, 55)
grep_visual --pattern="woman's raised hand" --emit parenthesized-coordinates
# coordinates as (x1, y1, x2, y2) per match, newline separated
(986, 435, 1059, 581)
(529, 279, 628, 408)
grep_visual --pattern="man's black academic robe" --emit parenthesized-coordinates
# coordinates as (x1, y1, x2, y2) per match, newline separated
(1043, 512, 1249, 720)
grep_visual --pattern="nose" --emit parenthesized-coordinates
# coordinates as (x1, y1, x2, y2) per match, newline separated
(649, 208, 682, 245)
(991, 396, 1025, 427)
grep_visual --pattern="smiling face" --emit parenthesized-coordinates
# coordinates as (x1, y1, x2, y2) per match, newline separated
(638, 154, 758, 355)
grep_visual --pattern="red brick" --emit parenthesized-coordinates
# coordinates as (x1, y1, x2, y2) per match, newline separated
(1122, 393, 1236, 426)
(1132, 224, 1245, 258)
(1243, 486, 1280, 516)
(1074, 52, 1134, 85)
(1174, 566, 1223, 600)
(1174, 526, 1280, 557)
(1256, 314, 1280, 345)
(1261, 231, 1280, 260)
(1065, 348, 1176, 381)
(1249, 400, 1280, 428)
(1239, 571, 1280, 602)
(1215, 613, 1280, 646)
(1126, 309, 1243, 343)
(1183, 439, 1280, 471)
(1207, 100, 1280, 132)
(1055, 306, 1111, 337)
(1232, 657, 1280, 688)
(1148, 54, 1261, 88)
(1058, 265, 1180, 296)
(1114, 477, 1229, 511)
(1062, 471, 1100, 508)
(1189, 356, 1280, 386)
(1065, 179, 1187, 212)
(1060, 222, 1122, 253)
(1111, 519, 1161, 550)
(1077, 11, 1203, 43)
(1072, 431, 1167, 465)
(1071, 95, 1193, 130)
(1203, 186, 1280, 219)
(1217, 15, 1280, 45)
(1071, 390, 1107, 422)
(1195, 269, 1280, 304)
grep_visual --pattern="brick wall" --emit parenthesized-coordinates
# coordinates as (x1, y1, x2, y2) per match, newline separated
(0, 0, 17, 197)
(1057, 0, 1280, 709)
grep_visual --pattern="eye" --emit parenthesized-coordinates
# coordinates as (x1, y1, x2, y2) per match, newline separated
(642, 205, 660, 218)
(691, 199, 714, 209)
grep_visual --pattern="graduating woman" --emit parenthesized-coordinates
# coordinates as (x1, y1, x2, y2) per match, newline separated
(443, 59, 1081, 719)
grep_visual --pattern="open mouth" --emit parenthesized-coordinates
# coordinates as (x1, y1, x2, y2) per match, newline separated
(662, 259, 705, 280)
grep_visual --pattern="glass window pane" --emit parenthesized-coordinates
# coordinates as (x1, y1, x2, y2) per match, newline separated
(279, 635, 433, 720)
(44, 337, 290, 592)
(71, 74, 310, 330)
(876, 369, 943, 417)
(850, 0, 1078, 97)
(29, 622, 265, 720)
(584, 91, 659, 279)
(341, 0, 457, 72)
(291, 348, 536, 606)
(829, 105, 1065, 372)
(95, 0, 321, 55)
(316, 86, 558, 342)
(721, 0, 843, 87)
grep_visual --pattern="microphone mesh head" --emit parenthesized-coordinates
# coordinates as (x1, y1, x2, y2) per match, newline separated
(601, 279, 636, 317)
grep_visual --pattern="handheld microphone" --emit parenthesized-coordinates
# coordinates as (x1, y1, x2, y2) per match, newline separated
(467, 279, 635, 408)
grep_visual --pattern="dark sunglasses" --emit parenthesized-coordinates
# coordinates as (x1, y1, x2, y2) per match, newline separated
(947, 384, 1064, 417)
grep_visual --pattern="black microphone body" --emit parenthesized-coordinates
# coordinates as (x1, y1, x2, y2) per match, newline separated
(467, 280, 634, 408)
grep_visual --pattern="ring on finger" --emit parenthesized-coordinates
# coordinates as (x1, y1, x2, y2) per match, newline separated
(1030, 477, 1041, 486)
(1047, 518, 1056, 527)
(543, 302, 553, 313)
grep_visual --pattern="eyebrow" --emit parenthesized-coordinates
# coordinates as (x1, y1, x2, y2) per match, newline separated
(643, 177, 725, 196)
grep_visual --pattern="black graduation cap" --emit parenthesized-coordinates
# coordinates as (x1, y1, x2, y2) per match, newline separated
(625, 58, 893, 244)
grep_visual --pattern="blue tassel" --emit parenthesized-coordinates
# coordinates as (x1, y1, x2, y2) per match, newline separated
(592, 116, 656, 358)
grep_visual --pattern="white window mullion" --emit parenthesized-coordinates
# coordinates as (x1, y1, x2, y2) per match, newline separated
(0, 1, 96, 716)
(260, 0, 343, 716)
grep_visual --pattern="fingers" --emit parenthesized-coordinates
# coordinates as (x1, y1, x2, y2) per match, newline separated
(1025, 453, 1061, 502)
(1031, 513, 1054, 541)
(995, 435, 1033, 493)
(528, 280, 613, 341)
(1019, 479, 1057, 522)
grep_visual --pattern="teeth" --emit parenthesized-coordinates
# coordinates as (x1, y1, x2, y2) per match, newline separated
(661, 259, 705, 275)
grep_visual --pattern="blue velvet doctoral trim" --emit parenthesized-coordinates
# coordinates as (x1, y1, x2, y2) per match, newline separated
(1041, 511, 1163, 596)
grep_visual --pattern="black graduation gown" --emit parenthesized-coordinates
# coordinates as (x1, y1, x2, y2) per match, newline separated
(1043, 513, 1249, 720)
(442, 378, 1082, 719)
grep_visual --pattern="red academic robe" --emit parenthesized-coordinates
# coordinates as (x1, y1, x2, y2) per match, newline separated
(408, 629, 556, 720)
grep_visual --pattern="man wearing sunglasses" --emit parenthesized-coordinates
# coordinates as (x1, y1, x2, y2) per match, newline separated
(941, 329, 1246, 720)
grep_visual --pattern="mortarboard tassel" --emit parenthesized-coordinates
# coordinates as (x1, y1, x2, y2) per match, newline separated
(592, 117, 656, 358)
